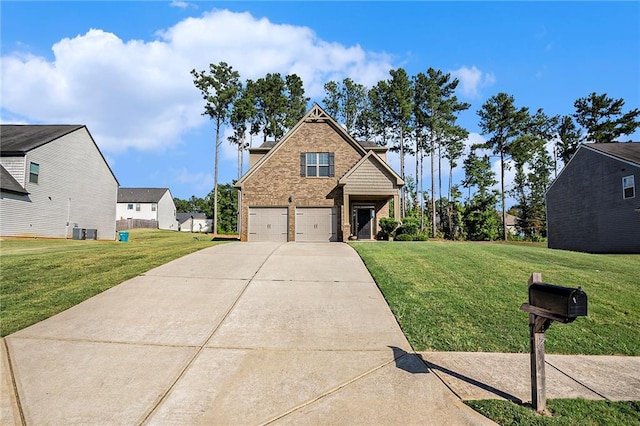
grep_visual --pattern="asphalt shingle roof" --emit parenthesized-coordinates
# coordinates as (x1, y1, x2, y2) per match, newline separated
(0, 164, 28, 194)
(176, 212, 209, 223)
(117, 188, 169, 203)
(588, 142, 640, 165)
(1, 125, 84, 154)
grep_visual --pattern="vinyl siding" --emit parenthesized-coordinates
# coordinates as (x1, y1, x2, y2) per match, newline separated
(157, 191, 178, 230)
(0, 157, 26, 186)
(343, 160, 395, 194)
(546, 147, 640, 253)
(115, 190, 177, 230)
(0, 128, 118, 239)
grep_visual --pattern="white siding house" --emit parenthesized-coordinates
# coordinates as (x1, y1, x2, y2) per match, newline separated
(0, 125, 119, 240)
(116, 188, 178, 230)
(177, 212, 212, 233)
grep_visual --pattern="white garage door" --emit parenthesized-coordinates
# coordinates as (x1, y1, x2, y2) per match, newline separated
(248, 208, 288, 242)
(295, 207, 337, 242)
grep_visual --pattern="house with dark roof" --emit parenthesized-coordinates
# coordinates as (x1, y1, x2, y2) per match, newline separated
(0, 125, 119, 239)
(116, 188, 178, 230)
(235, 104, 404, 242)
(177, 212, 212, 233)
(546, 142, 640, 253)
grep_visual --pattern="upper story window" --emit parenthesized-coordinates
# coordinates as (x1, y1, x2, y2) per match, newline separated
(136, 203, 141, 211)
(127, 204, 133, 210)
(623, 175, 635, 199)
(300, 152, 334, 177)
(29, 162, 39, 184)
(151, 204, 157, 212)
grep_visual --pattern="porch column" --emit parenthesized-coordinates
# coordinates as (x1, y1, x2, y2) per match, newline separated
(342, 191, 350, 241)
(393, 193, 400, 220)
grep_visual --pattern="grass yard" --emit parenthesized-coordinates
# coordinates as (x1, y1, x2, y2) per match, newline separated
(1, 229, 224, 336)
(466, 399, 640, 426)
(351, 241, 639, 355)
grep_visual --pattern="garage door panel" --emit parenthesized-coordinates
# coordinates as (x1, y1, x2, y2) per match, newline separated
(248, 208, 288, 242)
(295, 208, 337, 242)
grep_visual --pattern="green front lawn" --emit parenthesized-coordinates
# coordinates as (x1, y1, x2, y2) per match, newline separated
(351, 241, 639, 355)
(1, 229, 223, 336)
(466, 399, 640, 426)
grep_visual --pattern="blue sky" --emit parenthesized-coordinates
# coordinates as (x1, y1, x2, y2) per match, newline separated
(2, 1, 639, 204)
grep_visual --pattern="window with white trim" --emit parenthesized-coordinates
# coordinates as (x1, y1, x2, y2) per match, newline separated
(136, 203, 141, 211)
(300, 152, 334, 177)
(151, 204, 157, 212)
(623, 175, 635, 199)
(29, 162, 39, 184)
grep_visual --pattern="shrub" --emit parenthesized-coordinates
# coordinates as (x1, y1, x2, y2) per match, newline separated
(394, 233, 414, 241)
(379, 217, 399, 240)
(396, 216, 419, 237)
(414, 232, 429, 241)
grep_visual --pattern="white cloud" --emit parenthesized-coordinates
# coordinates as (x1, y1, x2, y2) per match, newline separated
(1, 9, 393, 153)
(450, 65, 496, 99)
(173, 167, 213, 192)
(170, 1, 190, 9)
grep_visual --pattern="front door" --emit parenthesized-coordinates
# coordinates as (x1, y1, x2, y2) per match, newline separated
(357, 208, 373, 240)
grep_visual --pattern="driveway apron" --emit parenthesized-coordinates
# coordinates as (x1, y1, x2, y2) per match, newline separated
(2, 242, 493, 425)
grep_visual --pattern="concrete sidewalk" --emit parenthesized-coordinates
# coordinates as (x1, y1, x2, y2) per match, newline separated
(1, 242, 493, 425)
(421, 352, 640, 403)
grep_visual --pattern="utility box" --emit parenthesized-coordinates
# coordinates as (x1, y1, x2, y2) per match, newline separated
(85, 229, 98, 240)
(528, 283, 588, 322)
(72, 228, 86, 240)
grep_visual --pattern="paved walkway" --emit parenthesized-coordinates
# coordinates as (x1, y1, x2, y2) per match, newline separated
(1, 242, 493, 425)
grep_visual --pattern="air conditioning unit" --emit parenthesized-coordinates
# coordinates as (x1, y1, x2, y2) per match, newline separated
(85, 229, 98, 240)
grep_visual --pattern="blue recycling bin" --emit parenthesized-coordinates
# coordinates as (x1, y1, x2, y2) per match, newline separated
(119, 231, 129, 242)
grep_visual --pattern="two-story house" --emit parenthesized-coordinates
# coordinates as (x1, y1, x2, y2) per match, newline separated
(546, 142, 640, 253)
(235, 104, 404, 242)
(0, 125, 118, 240)
(116, 188, 178, 231)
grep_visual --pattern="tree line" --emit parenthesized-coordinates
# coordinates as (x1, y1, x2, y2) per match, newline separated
(189, 61, 639, 240)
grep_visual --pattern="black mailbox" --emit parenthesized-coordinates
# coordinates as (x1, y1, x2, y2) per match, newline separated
(528, 283, 587, 322)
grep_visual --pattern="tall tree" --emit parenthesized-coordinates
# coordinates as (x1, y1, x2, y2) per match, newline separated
(555, 115, 581, 166)
(322, 78, 368, 134)
(191, 62, 241, 235)
(229, 80, 257, 179)
(284, 73, 309, 130)
(386, 68, 414, 218)
(249, 73, 308, 143)
(476, 92, 529, 241)
(462, 152, 500, 241)
(414, 68, 470, 236)
(573, 92, 640, 143)
(323, 81, 340, 119)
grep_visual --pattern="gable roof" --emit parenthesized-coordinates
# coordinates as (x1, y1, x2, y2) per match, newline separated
(585, 142, 640, 165)
(0, 164, 29, 195)
(546, 142, 640, 196)
(0, 125, 85, 155)
(177, 212, 209, 223)
(236, 104, 367, 187)
(338, 150, 404, 186)
(117, 188, 170, 203)
(0, 124, 119, 185)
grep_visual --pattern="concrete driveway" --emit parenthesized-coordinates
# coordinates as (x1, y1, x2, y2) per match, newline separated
(2, 242, 493, 425)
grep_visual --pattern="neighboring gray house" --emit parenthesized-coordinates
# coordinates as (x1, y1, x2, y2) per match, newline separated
(177, 212, 212, 233)
(546, 142, 640, 253)
(116, 188, 178, 230)
(0, 125, 119, 240)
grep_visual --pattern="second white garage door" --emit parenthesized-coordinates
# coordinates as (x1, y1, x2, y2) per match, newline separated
(295, 207, 337, 242)
(248, 207, 288, 242)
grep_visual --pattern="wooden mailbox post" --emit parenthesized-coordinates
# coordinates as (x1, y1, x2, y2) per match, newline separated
(520, 273, 588, 413)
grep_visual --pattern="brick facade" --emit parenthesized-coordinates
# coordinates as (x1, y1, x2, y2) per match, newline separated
(237, 105, 402, 242)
